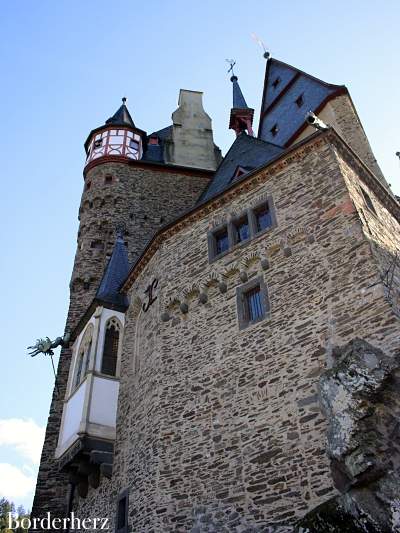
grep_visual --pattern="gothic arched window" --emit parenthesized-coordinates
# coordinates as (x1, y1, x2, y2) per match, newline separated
(74, 324, 93, 389)
(101, 318, 121, 376)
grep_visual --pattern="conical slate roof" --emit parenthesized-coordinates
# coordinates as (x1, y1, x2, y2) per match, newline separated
(231, 75, 248, 109)
(96, 233, 130, 309)
(105, 98, 135, 127)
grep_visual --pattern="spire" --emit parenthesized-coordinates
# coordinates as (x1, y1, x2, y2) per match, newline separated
(105, 97, 135, 127)
(228, 73, 254, 137)
(231, 75, 248, 109)
(96, 229, 130, 309)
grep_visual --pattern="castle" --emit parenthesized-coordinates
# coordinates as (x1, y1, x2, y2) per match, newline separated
(31, 55, 400, 532)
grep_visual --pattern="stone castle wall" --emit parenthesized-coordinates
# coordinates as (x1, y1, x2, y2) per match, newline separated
(31, 161, 210, 525)
(69, 135, 400, 531)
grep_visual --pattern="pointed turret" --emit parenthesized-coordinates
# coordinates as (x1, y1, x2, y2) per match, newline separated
(96, 231, 130, 309)
(229, 75, 254, 137)
(84, 98, 146, 172)
(105, 97, 135, 127)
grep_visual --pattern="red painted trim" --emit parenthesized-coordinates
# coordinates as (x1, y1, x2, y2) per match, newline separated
(83, 156, 214, 179)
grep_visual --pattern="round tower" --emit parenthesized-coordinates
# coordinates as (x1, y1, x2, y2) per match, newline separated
(69, 97, 214, 327)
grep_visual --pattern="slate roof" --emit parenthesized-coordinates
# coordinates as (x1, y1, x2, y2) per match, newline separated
(231, 76, 249, 109)
(258, 58, 346, 147)
(142, 126, 172, 164)
(105, 100, 135, 127)
(198, 133, 283, 204)
(96, 234, 130, 309)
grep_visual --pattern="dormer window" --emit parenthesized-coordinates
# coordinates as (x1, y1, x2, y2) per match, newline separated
(295, 94, 304, 108)
(270, 124, 279, 137)
(231, 166, 250, 183)
(149, 136, 159, 145)
(272, 77, 281, 89)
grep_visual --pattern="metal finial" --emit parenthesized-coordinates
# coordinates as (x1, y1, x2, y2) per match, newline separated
(122, 97, 127, 104)
(396, 151, 400, 159)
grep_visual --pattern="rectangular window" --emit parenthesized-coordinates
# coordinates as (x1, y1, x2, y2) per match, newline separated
(215, 228, 229, 255)
(115, 490, 128, 533)
(245, 286, 263, 322)
(233, 216, 250, 243)
(254, 204, 272, 232)
(237, 277, 269, 330)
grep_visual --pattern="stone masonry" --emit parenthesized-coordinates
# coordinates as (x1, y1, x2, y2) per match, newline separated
(31, 160, 211, 525)
(66, 130, 400, 531)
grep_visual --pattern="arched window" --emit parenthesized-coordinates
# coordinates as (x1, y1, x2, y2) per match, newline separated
(101, 318, 120, 376)
(74, 324, 93, 389)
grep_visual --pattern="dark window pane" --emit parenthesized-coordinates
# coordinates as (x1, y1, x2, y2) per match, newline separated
(235, 218, 249, 243)
(215, 230, 229, 255)
(246, 287, 264, 322)
(255, 205, 272, 232)
(101, 325, 119, 376)
(361, 189, 376, 215)
(75, 353, 84, 387)
(117, 496, 127, 529)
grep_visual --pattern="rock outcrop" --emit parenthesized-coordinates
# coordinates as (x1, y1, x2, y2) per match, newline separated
(296, 339, 400, 532)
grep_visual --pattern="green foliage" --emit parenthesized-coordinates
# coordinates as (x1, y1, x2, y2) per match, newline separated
(0, 498, 30, 532)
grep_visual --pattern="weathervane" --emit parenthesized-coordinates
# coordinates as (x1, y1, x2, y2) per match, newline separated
(226, 59, 236, 77)
(251, 33, 270, 59)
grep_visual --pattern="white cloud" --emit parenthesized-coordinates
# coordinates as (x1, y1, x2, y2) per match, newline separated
(0, 463, 36, 500)
(0, 418, 45, 465)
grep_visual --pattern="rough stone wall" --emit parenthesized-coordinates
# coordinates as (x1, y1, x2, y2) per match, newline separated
(31, 160, 209, 526)
(70, 138, 400, 531)
(336, 151, 400, 317)
(293, 94, 387, 188)
(327, 95, 386, 185)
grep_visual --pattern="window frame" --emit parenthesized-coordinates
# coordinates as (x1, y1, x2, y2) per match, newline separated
(251, 200, 275, 235)
(208, 223, 230, 262)
(115, 489, 129, 533)
(232, 213, 250, 245)
(208, 196, 277, 263)
(99, 317, 122, 379)
(236, 276, 270, 330)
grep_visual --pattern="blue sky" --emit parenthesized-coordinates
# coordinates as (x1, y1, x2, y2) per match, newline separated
(1, 0, 399, 510)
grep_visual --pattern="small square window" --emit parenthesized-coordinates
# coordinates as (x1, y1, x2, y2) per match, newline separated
(272, 77, 281, 89)
(237, 277, 269, 330)
(86, 181, 91, 190)
(215, 228, 229, 255)
(105, 175, 113, 184)
(233, 216, 250, 244)
(115, 490, 128, 533)
(270, 124, 279, 137)
(295, 94, 304, 108)
(361, 188, 377, 215)
(254, 204, 272, 233)
(94, 139, 102, 148)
